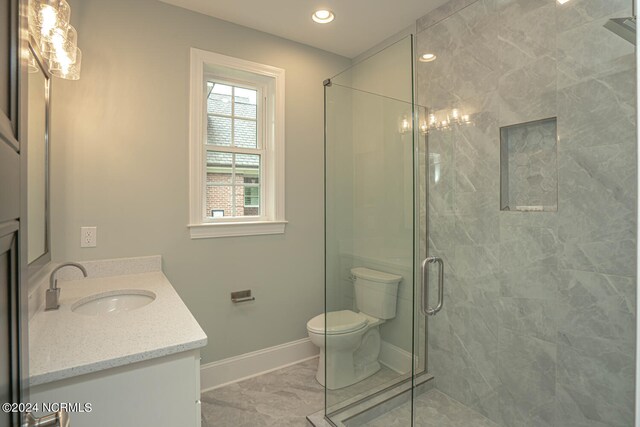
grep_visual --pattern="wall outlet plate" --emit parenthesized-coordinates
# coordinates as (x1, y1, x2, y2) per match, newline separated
(81, 226, 97, 248)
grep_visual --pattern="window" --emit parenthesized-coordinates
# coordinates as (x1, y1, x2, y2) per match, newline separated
(205, 83, 260, 218)
(189, 49, 286, 238)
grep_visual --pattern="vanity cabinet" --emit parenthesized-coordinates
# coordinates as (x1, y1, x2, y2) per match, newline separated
(30, 350, 202, 427)
(28, 264, 207, 426)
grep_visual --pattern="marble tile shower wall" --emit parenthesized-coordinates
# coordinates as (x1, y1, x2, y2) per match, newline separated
(416, 0, 636, 426)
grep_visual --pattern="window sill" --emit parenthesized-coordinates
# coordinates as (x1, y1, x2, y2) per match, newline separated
(188, 220, 287, 239)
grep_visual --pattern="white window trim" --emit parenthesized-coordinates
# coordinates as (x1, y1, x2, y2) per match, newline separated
(188, 48, 286, 239)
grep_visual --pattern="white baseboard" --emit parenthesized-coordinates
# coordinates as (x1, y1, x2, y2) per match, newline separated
(200, 338, 319, 392)
(200, 338, 412, 392)
(379, 341, 412, 375)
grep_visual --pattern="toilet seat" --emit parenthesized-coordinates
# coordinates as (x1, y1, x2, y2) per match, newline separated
(307, 310, 368, 335)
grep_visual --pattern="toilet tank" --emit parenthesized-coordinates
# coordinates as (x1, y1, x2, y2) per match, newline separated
(351, 267, 402, 319)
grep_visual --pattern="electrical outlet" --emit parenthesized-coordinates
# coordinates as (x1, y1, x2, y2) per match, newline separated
(81, 227, 97, 248)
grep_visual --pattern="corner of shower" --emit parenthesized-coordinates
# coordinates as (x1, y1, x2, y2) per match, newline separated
(314, 1, 639, 425)
(310, 33, 435, 427)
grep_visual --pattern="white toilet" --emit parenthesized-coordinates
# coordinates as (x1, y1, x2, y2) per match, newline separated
(307, 267, 402, 390)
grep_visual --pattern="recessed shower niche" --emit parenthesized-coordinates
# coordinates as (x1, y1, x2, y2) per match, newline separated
(500, 117, 558, 212)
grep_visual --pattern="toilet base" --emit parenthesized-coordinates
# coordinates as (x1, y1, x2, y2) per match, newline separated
(315, 350, 382, 390)
(314, 327, 382, 390)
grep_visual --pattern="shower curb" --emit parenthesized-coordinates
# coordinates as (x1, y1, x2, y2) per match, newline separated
(307, 373, 434, 427)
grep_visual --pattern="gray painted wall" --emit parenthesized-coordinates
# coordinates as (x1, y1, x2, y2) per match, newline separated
(417, 0, 636, 425)
(50, 0, 351, 364)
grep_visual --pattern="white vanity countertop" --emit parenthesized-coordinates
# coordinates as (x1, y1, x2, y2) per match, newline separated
(29, 270, 207, 386)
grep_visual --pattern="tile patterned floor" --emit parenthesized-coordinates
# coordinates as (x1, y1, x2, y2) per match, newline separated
(327, 364, 402, 410)
(364, 389, 500, 427)
(201, 358, 498, 427)
(201, 358, 323, 427)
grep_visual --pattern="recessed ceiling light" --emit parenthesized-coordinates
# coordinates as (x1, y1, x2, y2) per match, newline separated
(312, 9, 335, 24)
(557, 0, 571, 4)
(419, 53, 437, 62)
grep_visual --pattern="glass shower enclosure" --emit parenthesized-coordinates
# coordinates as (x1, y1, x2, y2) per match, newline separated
(323, 35, 429, 425)
(321, 0, 637, 425)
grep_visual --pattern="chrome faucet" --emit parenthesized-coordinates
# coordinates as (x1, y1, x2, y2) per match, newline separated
(46, 262, 88, 311)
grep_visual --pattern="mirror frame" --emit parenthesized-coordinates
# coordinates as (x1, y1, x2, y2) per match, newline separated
(26, 41, 51, 277)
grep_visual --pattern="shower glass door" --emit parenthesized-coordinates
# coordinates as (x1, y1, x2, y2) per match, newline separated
(323, 35, 425, 426)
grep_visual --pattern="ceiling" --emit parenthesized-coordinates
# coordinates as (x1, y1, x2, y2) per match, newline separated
(158, 0, 450, 58)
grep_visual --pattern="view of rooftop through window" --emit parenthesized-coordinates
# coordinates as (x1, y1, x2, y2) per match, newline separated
(205, 82, 261, 218)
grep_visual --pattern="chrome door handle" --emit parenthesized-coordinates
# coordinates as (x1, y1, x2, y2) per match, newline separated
(22, 410, 69, 427)
(421, 256, 444, 316)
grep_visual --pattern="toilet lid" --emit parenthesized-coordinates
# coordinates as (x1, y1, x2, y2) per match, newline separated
(307, 310, 368, 335)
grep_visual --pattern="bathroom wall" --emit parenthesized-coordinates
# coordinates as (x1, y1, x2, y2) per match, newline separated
(49, 0, 351, 364)
(417, 0, 636, 425)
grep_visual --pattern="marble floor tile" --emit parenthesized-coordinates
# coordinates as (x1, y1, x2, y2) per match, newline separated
(364, 389, 501, 427)
(327, 364, 403, 410)
(202, 358, 404, 427)
(201, 358, 323, 427)
(202, 358, 514, 427)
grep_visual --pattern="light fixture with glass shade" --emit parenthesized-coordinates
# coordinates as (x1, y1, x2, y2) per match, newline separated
(49, 47, 82, 80)
(39, 24, 77, 62)
(33, 0, 70, 40)
(28, 0, 82, 80)
(399, 115, 412, 134)
(418, 108, 473, 134)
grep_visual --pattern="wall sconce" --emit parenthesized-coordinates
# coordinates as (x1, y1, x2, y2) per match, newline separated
(419, 108, 473, 134)
(400, 108, 474, 136)
(399, 116, 412, 134)
(28, 0, 82, 80)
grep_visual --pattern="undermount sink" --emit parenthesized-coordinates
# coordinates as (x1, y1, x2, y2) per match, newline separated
(72, 289, 156, 316)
